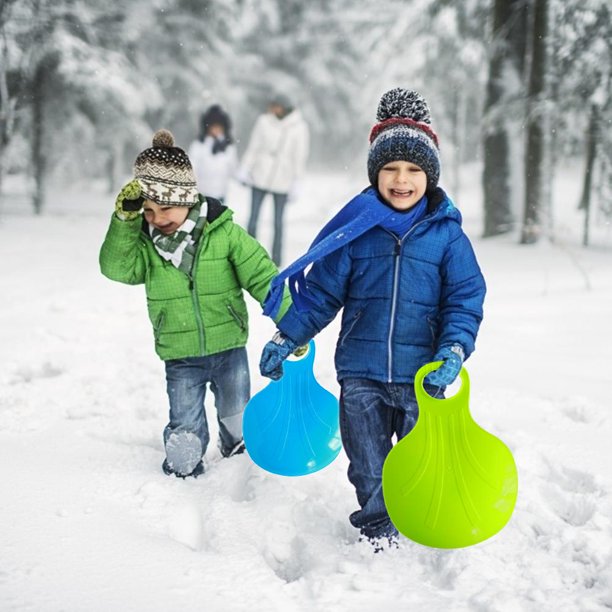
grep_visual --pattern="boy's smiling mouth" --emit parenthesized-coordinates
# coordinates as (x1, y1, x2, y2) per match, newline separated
(390, 189, 414, 198)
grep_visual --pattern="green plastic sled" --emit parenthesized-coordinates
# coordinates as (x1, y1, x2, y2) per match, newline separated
(382, 362, 518, 549)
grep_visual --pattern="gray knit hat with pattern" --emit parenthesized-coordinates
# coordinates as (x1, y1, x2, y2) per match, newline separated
(367, 89, 440, 190)
(133, 129, 199, 206)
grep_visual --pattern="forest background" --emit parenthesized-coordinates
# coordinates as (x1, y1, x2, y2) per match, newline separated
(0, 0, 610, 244)
(1, 3, 612, 609)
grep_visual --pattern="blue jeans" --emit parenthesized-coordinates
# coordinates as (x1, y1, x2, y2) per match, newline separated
(247, 187, 288, 265)
(164, 348, 250, 459)
(339, 378, 441, 539)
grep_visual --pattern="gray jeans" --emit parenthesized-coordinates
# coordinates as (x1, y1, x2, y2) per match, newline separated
(164, 347, 250, 459)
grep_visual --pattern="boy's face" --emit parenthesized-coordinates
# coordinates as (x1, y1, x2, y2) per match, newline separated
(377, 160, 427, 211)
(143, 200, 190, 235)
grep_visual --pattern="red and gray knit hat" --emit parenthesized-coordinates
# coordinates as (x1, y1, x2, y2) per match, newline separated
(133, 129, 199, 206)
(367, 89, 440, 190)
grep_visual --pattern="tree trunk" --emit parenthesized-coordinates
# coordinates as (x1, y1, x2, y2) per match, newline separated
(31, 65, 47, 215)
(520, 0, 549, 244)
(482, 0, 527, 237)
(0, 24, 12, 201)
(579, 104, 600, 247)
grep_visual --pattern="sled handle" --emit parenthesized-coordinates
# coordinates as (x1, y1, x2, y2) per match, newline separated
(414, 361, 471, 417)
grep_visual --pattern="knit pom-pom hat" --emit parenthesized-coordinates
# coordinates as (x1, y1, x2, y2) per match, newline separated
(133, 129, 199, 206)
(367, 88, 440, 190)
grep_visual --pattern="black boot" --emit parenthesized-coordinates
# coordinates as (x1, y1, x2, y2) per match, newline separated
(162, 459, 205, 479)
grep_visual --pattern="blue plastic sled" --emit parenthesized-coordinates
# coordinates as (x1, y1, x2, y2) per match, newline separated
(243, 340, 342, 476)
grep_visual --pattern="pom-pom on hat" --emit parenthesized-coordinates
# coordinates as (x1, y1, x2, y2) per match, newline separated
(133, 129, 199, 206)
(367, 89, 440, 190)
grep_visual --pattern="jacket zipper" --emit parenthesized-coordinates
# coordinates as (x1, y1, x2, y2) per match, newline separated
(387, 238, 402, 381)
(384, 217, 431, 382)
(189, 239, 206, 355)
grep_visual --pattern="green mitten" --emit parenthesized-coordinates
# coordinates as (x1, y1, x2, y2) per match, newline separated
(115, 180, 144, 221)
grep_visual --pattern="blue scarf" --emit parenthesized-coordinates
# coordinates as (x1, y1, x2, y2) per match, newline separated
(378, 196, 427, 236)
(262, 187, 428, 318)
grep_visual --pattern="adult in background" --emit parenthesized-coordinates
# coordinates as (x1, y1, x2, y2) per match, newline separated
(238, 93, 310, 265)
(188, 104, 237, 203)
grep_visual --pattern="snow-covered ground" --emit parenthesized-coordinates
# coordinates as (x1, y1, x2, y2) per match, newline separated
(1, 167, 611, 611)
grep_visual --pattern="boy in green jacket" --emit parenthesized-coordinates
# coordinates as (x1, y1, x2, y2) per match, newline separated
(100, 129, 290, 478)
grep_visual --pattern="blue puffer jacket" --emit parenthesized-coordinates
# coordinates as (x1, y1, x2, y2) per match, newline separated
(277, 188, 486, 383)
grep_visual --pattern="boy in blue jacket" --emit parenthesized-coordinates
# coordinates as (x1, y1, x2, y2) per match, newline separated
(259, 89, 486, 548)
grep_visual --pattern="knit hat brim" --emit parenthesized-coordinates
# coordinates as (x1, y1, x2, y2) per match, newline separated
(136, 175, 199, 207)
(367, 124, 440, 189)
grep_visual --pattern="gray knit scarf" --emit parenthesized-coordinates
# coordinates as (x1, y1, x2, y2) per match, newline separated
(149, 197, 208, 275)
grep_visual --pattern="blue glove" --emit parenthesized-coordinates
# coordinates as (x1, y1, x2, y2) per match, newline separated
(259, 332, 298, 380)
(425, 344, 465, 387)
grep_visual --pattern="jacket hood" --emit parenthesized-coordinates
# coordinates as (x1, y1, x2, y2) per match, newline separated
(426, 187, 463, 225)
(203, 195, 232, 229)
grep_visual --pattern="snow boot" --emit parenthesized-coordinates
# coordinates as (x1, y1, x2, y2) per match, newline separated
(164, 431, 203, 477)
(359, 533, 400, 553)
(162, 458, 204, 479)
(220, 438, 246, 458)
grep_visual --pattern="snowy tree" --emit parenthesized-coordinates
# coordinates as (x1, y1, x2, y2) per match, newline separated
(0, 0, 161, 212)
(551, 0, 612, 245)
(481, 0, 528, 237)
(1, 0, 608, 228)
(418, 0, 490, 200)
(228, 0, 393, 168)
(0, 0, 29, 198)
(520, 0, 550, 244)
(125, 0, 242, 148)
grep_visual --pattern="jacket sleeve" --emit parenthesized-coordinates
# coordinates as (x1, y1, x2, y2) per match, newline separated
(226, 222, 292, 322)
(277, 246, 351, 345)
(99, 214, 148, 285)
(437, 228, 486, 357)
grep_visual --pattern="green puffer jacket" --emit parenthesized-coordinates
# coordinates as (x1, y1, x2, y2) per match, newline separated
(99, 197, 291, 360)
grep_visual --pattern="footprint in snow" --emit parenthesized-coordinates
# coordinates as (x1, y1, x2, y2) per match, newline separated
(540, 463, 604, 528)
(262, 535, 311, 583)
(10, 362, 63, 384)
(167, 501, 204, 551)
(546, 464, 600, 496)
(558, 398, 598, 424)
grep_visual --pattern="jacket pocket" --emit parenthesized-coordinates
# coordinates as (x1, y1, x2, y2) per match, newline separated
(226, 303, 246, 331)
(426, 313, 439, 349)
(153, 309, 166, 343)
(339, 309, 362, 346)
